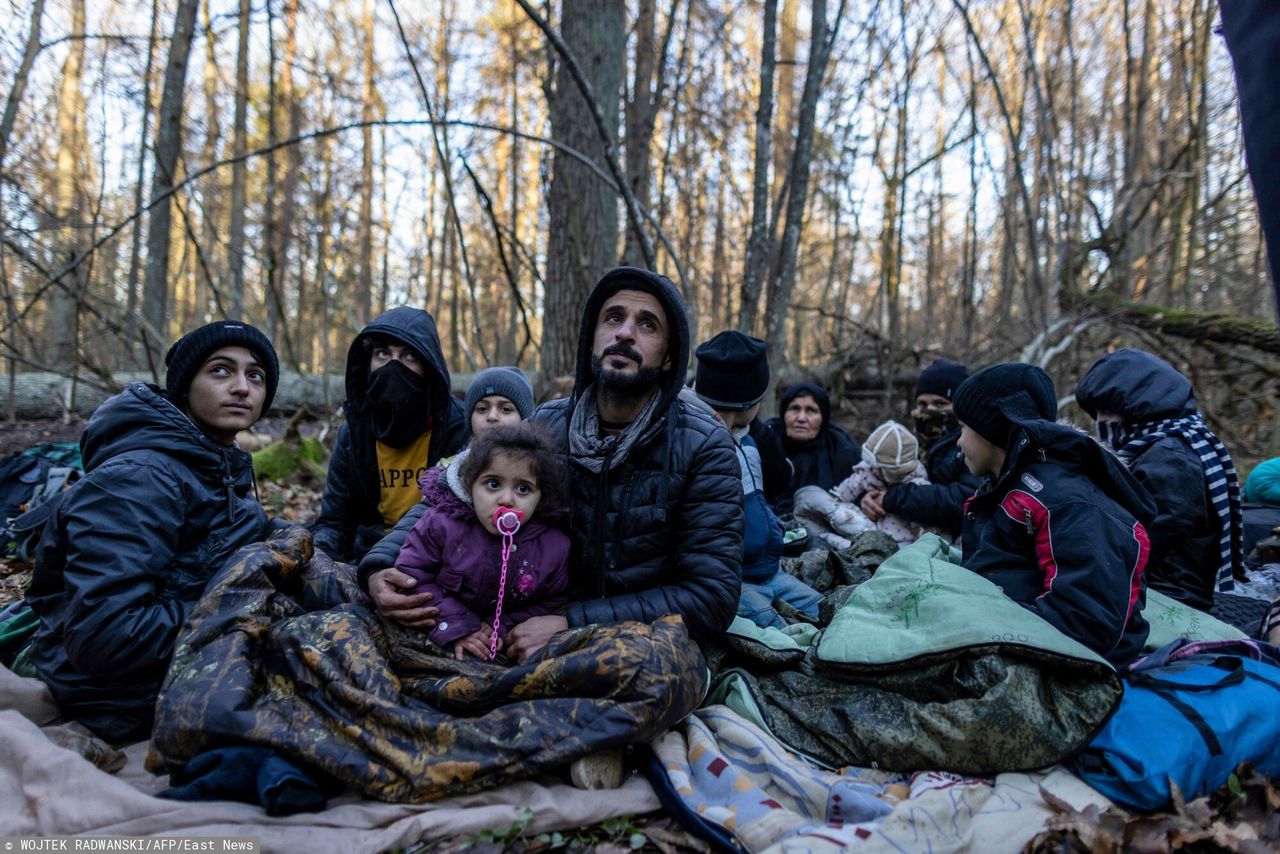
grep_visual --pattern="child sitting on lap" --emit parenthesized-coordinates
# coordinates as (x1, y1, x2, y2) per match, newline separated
(794, 420, 931, 549)
(394, 423, 570, 660)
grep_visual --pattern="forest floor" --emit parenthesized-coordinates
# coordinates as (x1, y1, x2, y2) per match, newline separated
(0, 418, 708, 853)
(5, 419, 1275, 853)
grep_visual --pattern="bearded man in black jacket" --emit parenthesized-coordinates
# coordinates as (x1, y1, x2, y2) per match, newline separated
(365, 269, 744, 662)
(511, 268, 744, 661)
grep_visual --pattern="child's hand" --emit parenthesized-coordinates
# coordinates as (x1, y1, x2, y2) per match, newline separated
(861, 489, 886, 522)
(453, 626, 497, 661)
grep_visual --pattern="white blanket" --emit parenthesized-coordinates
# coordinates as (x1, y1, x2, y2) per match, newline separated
(0, 666, 658, 852)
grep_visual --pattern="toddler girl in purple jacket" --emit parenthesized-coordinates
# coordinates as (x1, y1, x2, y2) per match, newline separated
(394, 423, 571, 660)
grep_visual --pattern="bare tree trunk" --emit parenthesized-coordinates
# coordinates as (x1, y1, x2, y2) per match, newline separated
(356, 0, 376, 326)
(276, 0, 302, 353)
(542, 0, 624, 382)
(764, 0, 842, 371)
(501, 24, 522, 365)
(621, 0, 678, 266)
(0, 0, 47, 171)
(46, 0, 87, 375)
(123, 0, 159, 364)
(738, 0, 777, 334)
(197, 0, 222, 295)
(226, 0, 251, 319)
(263, 0, 280, 344)
(772, 0, 798, 202)
(142, 0, 200, 368)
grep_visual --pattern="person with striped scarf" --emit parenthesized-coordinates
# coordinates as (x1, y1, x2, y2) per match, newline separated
(1076, 349, 1244, 611)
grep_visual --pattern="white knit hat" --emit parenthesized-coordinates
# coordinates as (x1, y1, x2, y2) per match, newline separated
(861, 420, 919, 481)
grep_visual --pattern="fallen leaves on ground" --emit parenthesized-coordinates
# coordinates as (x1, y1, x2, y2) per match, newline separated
(1025, 764, 1280, 853)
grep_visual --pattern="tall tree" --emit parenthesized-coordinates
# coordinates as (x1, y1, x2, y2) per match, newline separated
(142, 0, 201, 368)
(0, 0, 46, 169)
(45, 0, 88, 375)
(226, 0, 252, 319)
(738, 0, 778, 333)
(764, 0, 842, 369)
(541, 0, 625, 381)
(356, 0, 377, 326)
(124, 0, 160, 362)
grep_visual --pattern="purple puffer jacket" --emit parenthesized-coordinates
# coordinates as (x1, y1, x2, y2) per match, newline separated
(395, 467, 570, 647)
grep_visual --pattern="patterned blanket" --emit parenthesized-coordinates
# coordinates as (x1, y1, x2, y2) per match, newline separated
(648, 705, 1112, 853)
(146, 525, 707, 803)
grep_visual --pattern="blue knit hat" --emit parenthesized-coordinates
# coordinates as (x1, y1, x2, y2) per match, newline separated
(465, 367, 534, 420)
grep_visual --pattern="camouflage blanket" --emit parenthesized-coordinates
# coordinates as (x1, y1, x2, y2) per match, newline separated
(706, 535, 1124, 775)
(146, 525, 707, 803)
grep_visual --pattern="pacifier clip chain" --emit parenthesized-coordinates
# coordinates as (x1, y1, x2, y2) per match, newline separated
(489, 506, 523, 660)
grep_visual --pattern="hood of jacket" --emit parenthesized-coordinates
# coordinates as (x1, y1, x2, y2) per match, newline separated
(1075, 349, 1197, 424)
(421, 451, 572, 527)
(570, 267, 691, 428)
(80, 383, 254, 479)
(993, 390, 1157, 528)
(344, 306, 453, 422)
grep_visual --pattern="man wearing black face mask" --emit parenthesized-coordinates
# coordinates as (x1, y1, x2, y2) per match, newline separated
(312, 307, 468, 562)
(862, 358, 982, 539)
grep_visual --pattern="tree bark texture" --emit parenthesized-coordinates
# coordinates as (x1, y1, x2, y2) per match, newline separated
(542, 0, 624, 382)
(141, 0, 200, 368)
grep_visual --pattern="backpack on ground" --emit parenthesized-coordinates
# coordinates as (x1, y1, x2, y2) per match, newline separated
(0, 442, 83, 562)
(1070, 638, 1280, 810)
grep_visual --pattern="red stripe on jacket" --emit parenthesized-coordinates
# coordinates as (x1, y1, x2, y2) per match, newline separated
(1000, 489, 1057, 595)
(1127, 521, 1150, 621)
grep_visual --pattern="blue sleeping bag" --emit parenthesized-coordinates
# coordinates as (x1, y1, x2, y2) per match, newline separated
(1071, 642, 1280, 810)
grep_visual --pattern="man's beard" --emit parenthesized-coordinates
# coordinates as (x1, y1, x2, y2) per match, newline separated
(592, 345, 662, 399)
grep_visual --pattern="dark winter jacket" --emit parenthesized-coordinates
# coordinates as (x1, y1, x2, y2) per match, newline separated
(1075, 349, 1223, 610)
(748, 418, 791, 508)
(961, 404, 1157, 667)
(395, 467, 569, 648)
(24, 383, 274, 741)
(763, 383, 861, 515)
(312, 307, 468, 562)
(881, 428, 983, 537)
(530, 267, 743, 643)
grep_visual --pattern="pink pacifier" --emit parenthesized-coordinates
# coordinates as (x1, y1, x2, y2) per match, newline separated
(492, 506, 524, 535)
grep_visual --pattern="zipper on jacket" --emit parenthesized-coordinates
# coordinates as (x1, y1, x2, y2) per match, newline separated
(613, 471, 637, 564)
(1023, 508, 1035, 537)
(592, 467, 609, 598)
(222, 455, 237, 521)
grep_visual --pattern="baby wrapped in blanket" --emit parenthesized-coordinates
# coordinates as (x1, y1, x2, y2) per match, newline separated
(794, 420, 931, 549)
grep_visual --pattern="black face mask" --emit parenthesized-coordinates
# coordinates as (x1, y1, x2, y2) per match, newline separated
(911, 406, 959, 449)
(366, 360, 432, 447)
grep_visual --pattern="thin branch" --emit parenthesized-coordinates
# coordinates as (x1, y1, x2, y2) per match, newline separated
(460, 155, 535, 364)
(384, 0, 489, 364)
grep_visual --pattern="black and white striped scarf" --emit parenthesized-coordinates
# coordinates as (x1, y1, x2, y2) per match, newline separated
(1118, 413, 1243, 591)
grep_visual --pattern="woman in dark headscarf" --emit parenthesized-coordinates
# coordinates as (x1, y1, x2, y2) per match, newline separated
(763, 382, 861, 515)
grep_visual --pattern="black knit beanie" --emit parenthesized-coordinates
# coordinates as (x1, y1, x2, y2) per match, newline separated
(165, 320, 280, 414)
(465, 366, 535, 420)
(695, 331, 770, 410)
(951, 363, 1056, 449)
(915, 358, 969, 401)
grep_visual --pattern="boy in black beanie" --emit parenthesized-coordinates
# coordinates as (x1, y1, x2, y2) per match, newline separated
(951, 363, 1157, 666)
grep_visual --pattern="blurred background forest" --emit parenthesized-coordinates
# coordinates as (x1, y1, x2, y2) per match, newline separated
(0, 0, 1277, 463)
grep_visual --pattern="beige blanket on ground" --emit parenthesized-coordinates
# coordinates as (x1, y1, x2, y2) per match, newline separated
(0, 667, 658, 852)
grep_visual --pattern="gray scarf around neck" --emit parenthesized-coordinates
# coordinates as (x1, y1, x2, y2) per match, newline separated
(568, 384, 665, 474)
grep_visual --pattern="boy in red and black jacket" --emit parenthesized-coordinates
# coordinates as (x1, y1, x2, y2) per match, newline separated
(952, 363, 1157, 667)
